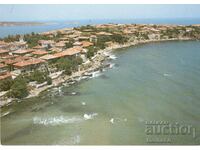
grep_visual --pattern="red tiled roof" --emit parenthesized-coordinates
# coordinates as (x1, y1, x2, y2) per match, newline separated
(38, 40, 55, 44)
(53, 47, 82, 58)
(0, 72, 12, 80)
(13, 58, 45, 68)
(4, 56, 30, 65)
(13, 49, 34, 54)
(40, 54, 57, 60)
(32, 50, 48, 55)
(55, 41, 66, 47)
(81, 41, 93, 48)
(0, 49, 9, 54)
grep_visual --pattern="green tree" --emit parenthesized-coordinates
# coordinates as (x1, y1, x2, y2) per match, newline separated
(56, 58, 73, 75)
(46, 77, 52, 85)
(29, 70, 47, 84)
(9, 77, 28, 99)
(86, 49, 95, 59)
(0, 78, 13, 91)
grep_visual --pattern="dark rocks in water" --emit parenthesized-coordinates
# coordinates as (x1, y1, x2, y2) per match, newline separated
(100, 74, 109, 79)
(103, 63, 111, 68)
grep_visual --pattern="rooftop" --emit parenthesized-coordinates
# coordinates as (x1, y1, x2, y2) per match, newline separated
(81, 41, 94, 48)
(96, 32, 113, 36)
(53, 46, 82, 58)
(32, 50, 48, 55)
(13, 58, 45, 68)
(4, 56, 30, 65)
(40, 54, 57, 60)
(0, 49, 9, 54)
(13, 49, 34, 54)
(0, 72, 12, 80)
(38, 40, 55, 44)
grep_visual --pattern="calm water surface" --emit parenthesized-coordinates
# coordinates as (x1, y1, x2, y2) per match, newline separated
(1, 41, 200, 145)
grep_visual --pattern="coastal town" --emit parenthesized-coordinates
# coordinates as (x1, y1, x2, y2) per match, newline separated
(0, 23, 200, 107)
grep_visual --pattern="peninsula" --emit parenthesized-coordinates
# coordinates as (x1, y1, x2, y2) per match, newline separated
(0, 22, 47, 27)
(0, 23, 200, 107)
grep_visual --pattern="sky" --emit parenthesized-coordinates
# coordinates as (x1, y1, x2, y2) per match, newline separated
(0, 4, 200, 21)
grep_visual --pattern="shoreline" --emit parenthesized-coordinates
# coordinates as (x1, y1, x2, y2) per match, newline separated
(0, 37, 196, 108)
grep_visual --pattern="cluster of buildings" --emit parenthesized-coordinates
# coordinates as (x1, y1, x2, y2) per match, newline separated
(0, 30, 95, 81)
(0, 23, 199, 82)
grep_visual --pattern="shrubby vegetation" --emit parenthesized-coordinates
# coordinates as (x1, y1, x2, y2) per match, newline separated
(24, 33, 51, 48)
(28, 70, 48, 84)
(0, 71, 53, 98)
(0, 78, 13, 92)
(95, 34, 128, 49)
(65, 39, 74, 49)
(56, 57, 83, 75)
(1, 34, 21, 42)
(86, 46, 99, 59)
(7, 76, 29, 99)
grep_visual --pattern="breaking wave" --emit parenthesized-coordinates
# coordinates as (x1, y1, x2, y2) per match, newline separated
(33, 113, 98, 126)
(33, 116, 83, 126)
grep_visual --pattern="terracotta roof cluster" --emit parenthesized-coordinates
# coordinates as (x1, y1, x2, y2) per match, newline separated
(53, 47, 82, 58)
(40, 54, 56, 60)
(13, 49, 34, 54)
(13, 58, 46, 68)
(38, 40, 55, 44)
(4, 56, 30, 65)
(81, 41, 93, 48)
(0, 49, 9, 54)
(55, 41, 66, 47)
(32, 50, 48, 55)
(0, 72, 12, 80)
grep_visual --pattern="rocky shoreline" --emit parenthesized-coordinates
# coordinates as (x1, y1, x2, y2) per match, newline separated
(0, 37, 195, 108)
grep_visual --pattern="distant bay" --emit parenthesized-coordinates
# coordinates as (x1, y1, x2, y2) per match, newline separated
(0, 18, 200, 38)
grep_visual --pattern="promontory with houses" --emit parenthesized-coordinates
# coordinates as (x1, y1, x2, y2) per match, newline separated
(0, 23, 200, 107)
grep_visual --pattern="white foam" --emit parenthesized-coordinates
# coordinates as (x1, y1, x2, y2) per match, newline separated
(109, 63, 115, 68)
(81, 102, 86, 106)
(71, 92, 76, 95)
(110, 117, 127, 124)
(83, 113, 98, 120)
(163, 73, 171, 77)
(109, 55, 117, 60)
(33, 116, 83, 126)
(110, 118, 114, 124)
(1, 111, 10, 117)
(90, 71, 102, 78)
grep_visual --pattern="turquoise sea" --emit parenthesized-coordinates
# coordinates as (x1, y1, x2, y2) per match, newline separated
(1, 41, 200, 145)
